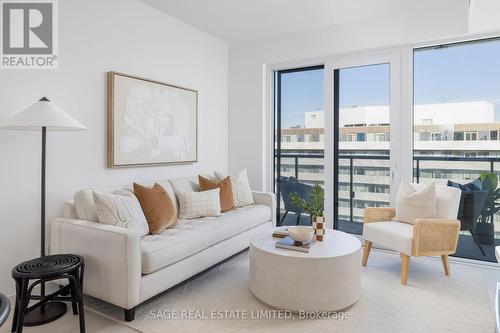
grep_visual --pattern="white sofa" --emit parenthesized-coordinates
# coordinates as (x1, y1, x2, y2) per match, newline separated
(50, 176, 276, 321)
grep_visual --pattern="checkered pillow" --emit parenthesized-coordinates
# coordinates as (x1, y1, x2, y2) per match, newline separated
(177, 189, 222, 219)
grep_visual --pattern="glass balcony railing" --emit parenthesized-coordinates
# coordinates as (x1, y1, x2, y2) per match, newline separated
(275, 150, 500, 262)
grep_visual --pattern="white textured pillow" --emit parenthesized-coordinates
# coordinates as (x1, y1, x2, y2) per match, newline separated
(93, 191, 149, 236)
(177, 188, 222, 219)
(392, 182, 437, 224)
(214, 169, 254, 207)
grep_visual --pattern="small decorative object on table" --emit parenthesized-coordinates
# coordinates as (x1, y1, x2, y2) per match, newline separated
(275, 236, 313, 253)
(313, 216, 325, 241)
(287, 226, 315, 243)
(289, 184, 325, 241)
(272, 227, 289, 239)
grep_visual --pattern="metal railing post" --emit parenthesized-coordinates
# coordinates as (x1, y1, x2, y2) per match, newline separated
(350, 157, 354, 223)
(416, 159, 420, 184)
(295, 156, 299, 180)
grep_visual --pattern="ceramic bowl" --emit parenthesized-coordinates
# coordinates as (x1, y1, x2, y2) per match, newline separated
(287, 226, 315, 243)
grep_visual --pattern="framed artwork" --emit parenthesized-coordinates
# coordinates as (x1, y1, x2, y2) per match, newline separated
(107, 71, 198, 167)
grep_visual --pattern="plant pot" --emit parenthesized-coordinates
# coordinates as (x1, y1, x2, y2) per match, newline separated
(474, 222, 495, 245)
(312, 215, 325, 241)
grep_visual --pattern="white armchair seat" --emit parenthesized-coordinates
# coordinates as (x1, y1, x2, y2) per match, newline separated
(363, 221, 413, 256)
(141, 205, 271, 274)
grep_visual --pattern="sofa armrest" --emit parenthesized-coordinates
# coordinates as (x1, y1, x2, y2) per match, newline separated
(50, 217, 141, 309)
(364, 207, 396, 224)
(412, 219, 460, 256)
(253, 191, 276, 227)
(63, 200, 77, 218)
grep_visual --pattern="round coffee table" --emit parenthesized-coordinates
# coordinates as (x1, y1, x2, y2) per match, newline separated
(249, 228, 361, 312)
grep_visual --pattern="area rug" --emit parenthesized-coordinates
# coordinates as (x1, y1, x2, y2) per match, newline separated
(85, 249, 497, 333)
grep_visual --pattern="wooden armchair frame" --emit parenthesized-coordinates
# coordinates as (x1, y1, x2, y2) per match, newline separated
(362, 207, 460, 285)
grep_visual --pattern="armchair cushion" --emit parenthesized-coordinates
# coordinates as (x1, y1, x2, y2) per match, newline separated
(363, 221, 413, 255)
(393, 182, 437, 224)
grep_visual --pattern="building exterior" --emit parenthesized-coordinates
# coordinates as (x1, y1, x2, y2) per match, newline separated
(278, 101, 500, 228)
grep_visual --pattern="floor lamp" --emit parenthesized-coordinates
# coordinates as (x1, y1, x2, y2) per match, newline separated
(0, 97, 87, 325)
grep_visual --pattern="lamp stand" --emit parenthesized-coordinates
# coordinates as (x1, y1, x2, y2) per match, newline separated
(23, 125, 68, 326)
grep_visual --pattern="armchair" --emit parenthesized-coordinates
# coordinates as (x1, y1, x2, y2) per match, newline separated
(362, 185, 461, 285)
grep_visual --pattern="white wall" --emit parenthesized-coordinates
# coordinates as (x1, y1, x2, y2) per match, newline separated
(469, 0, 500, 33)
(0, 0, 228, 294)
(228, 1, 471, 191)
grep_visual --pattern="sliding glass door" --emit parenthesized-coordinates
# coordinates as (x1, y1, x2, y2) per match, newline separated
(326, 54, 401, 233)
(274, 66, 325, 226)
(273, 55, 400, 232)
(413, 38, 500, 262)
(335, 64, 391, 233)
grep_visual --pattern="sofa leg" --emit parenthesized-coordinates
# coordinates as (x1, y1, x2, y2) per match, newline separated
(362, 241, 372, 266)
(441, 255, 450, 276)
(124, 307, 136, 322)
(401, 254, 410, 285)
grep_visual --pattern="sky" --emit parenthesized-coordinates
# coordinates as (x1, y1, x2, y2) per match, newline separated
(280, 39, 500, 128)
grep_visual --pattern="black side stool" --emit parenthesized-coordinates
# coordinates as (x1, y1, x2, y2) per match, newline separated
(11, 254, 85, 333)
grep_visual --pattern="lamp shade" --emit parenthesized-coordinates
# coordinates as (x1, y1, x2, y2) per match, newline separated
(0, 97, 87, 131)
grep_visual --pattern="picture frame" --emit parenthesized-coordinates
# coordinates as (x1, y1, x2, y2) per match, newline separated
(107, 71, 198, 168)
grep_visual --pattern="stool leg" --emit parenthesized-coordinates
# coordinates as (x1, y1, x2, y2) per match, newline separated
(11, 278, 21, 332)
(15, 279, 29, 333)
(69, 277, 78, 315)
(69, 275, 85, 333)
(78, 264, 85, 330)
(79, 263, 85, 292)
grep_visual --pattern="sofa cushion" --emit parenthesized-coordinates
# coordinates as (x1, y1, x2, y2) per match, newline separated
(134, 183, 178, 235)
(215, 169, 254, 207)
(74, 186, 128, 222)
(93, 190, 150, 236)
(363, 221, 413, 255)
(199, 175, 235, 212)
(74, 181, 177, 222)
(169, 176, 199, 195)
(177, 189, 222, 219)
(393, 182, 436, 224)
(140, 204, 271, 274)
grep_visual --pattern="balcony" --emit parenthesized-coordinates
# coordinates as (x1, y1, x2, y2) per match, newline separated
(276, 151, 500, 262)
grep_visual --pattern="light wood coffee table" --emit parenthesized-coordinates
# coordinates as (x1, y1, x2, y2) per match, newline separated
(249, 228, 361, 312)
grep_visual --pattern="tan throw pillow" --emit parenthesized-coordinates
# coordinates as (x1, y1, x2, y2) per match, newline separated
(214, 169, 254, 207)
(392, 182, 437, 224)
(198, 175, 235, 212)
(133, 183, 177, 235)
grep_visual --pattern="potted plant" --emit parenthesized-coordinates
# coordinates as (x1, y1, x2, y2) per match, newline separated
(476, 172, 500, 245)
(289, 184, 325, 240)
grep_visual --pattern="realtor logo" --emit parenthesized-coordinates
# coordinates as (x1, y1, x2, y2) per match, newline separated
(1, 0, 58, 69)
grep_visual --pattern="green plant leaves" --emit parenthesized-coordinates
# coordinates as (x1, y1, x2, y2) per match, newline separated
(479, 172, 500, 224)
(289, 184, 324, 217)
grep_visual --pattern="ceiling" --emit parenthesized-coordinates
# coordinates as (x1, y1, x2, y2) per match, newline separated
(139, 0, 469, 43)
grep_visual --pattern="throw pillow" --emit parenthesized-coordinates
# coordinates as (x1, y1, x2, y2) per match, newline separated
(198, 175, 235, 212)
(133, 183, 177, 235)
(447, 178, 481, 191)
(447, 178, 487, 229)
(214, 169, 254, 207)
(392, 182, 437, 224)
(177, 188, 222, 219)
(93, 191, 149, 236)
